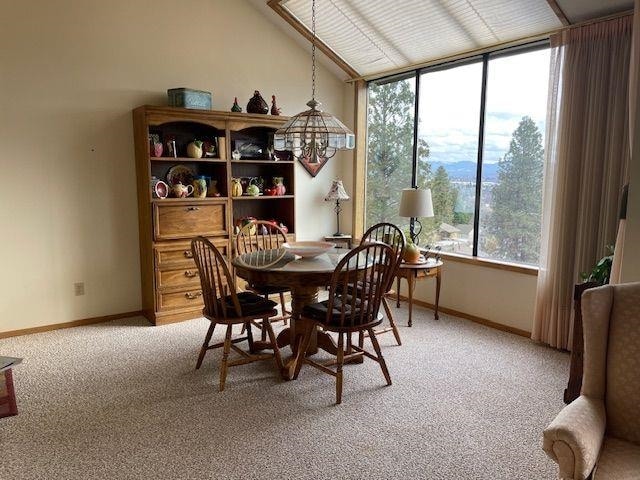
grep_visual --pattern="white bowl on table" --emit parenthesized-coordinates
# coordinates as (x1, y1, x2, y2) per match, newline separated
(282, 241, 336, 259)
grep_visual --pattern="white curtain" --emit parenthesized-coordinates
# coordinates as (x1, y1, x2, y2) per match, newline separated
(533, 17, 632, 349)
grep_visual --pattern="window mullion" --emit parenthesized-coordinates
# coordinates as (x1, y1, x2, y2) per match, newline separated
(473, 54, 489, 257)
(411, 70, 420, 188)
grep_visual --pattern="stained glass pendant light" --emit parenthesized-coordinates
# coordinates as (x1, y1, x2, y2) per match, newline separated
(274, 0, 355, 166)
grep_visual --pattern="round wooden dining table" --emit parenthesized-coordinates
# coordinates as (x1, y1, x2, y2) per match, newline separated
(232, 247, 370, 380)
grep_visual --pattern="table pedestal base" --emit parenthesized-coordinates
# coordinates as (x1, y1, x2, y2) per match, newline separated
(275, 285, 363, 381)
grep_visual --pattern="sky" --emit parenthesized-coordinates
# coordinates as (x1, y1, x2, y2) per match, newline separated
(417, 48, 551, 164)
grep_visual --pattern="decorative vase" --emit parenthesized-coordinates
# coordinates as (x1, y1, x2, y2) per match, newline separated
(273, 177, 286, 196)
(193, 176, 207, 199)
(153, 142, 163, 157)
(270, 95, 281, 115)
(231, 178, 243, 197)
(231, 97, 242, 112)
(247, 91, 269, 114)
(403, 243, 421, 263)
(187, 141, 203, 158)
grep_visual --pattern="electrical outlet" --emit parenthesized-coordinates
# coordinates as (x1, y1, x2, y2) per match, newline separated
(74, 282, 85, 296)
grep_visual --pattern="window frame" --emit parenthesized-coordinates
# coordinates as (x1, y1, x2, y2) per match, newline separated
(363, 39, 550, 270)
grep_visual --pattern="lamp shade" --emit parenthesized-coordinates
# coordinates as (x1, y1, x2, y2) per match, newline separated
(324, 180, 350, 201)
(399, 188, 434, 218)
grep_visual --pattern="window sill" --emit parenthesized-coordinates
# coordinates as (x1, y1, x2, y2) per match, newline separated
(422, 250, 539, 276)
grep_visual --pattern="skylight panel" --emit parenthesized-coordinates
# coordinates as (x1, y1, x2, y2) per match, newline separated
(282, 0, 563, 76)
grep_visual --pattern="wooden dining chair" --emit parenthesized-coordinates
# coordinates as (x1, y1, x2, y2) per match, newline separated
(191, 236, 283, 391)
(360, 222, 406, 346)
(294, 242, 395, 404)
(236, 220, 291, 340)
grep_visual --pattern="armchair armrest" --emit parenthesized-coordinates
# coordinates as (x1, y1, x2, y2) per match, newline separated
(543, 395, 606, 480)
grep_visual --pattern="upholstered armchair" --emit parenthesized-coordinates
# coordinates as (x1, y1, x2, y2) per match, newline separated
(543, 282, 640, 480)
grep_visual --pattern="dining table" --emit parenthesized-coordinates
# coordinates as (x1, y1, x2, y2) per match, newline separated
(232, 247, 372, 380)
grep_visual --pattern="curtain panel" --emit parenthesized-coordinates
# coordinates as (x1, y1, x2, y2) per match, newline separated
(533, 16, 632, 350)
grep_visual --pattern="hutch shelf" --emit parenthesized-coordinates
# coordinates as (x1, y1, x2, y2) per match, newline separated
(133, 105, 295, 325)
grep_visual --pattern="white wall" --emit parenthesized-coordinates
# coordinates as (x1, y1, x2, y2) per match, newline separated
(0, 0, 349, 333)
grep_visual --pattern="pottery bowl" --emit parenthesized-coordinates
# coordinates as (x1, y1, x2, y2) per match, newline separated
(282, 241, 335, 258)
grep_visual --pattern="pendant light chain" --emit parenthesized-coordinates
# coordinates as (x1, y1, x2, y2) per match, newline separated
(272, 0, 355, 164)
(311, 0, 317, 102)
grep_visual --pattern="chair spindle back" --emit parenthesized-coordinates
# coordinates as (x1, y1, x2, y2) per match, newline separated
(361, 222, 406, 291)
(326, 242, 394, 329)
(236, 221, 288, 255)
(191, 236, 241, 320)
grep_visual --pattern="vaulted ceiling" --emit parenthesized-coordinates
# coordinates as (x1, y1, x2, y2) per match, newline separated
(255, 0, 634, 79)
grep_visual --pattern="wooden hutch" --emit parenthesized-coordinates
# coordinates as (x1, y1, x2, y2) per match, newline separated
(133, 106, 295, 325)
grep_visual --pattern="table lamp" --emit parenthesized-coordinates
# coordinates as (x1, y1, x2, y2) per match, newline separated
(399, 187, 434, 245)
(324, 179, 350, 236)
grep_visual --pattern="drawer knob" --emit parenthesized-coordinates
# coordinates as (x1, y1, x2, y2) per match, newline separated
(184, 270, 199, 278)
(185, 291, 202, 300)
(186, 206, 200, 211)
(183, 251, 194, 258)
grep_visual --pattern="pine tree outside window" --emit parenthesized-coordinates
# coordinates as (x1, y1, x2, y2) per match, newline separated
(365, 43, 550, 267)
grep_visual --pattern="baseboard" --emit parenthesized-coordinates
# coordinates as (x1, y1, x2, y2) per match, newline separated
(0, 311, 143, 339)
(394, 295, 531, 338)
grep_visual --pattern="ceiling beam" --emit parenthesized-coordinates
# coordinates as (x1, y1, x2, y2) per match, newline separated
(267, 0, 360, 79)
(546, 0, 571, 26)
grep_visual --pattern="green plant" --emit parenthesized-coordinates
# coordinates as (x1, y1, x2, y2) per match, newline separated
(580, 245, 614, 285)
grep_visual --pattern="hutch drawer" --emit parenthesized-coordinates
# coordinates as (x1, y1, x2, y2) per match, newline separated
(157, 289, 204, 311)
(154, 238, 229, 268)
(156, 267, 202, 291)
(153, 201, 228, 241)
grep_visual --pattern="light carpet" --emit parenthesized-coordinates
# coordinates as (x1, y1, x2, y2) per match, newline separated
(0, 305, 568, 479)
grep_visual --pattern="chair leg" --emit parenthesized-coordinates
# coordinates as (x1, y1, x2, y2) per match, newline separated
(336, 333, 345, 405)
(382, 296, 402, 346)
(279, 292, 288, 325)
(263, 317, 283, 372)
(261, 294, 269, 342)
(245, 321, 255, 353)
(368, 328, 392, 386)
(358, 331, 364, 349)
(196, 322, 216, 370)
(219, 325, 233, 392)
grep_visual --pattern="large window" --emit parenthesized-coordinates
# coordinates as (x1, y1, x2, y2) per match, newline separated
(365, 44, 550, 266)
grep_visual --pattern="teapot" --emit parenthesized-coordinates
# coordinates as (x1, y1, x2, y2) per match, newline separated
(231, 178, 243, 197)
(171, 181, 194, 198)
(245, 178, 260, 196)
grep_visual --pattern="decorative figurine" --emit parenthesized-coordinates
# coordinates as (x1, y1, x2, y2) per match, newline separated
(232, 149, 241, 160)
(273, 177, 286, 196)
(270, 95, 281, 115)
(246, 90, 269, 114)
(206, 178, 220, 197)
(165, 139, 177, 158)
(231, 97, 242, 112)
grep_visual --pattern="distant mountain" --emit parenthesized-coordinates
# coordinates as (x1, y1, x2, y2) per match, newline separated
(429, 161, 499, 182)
